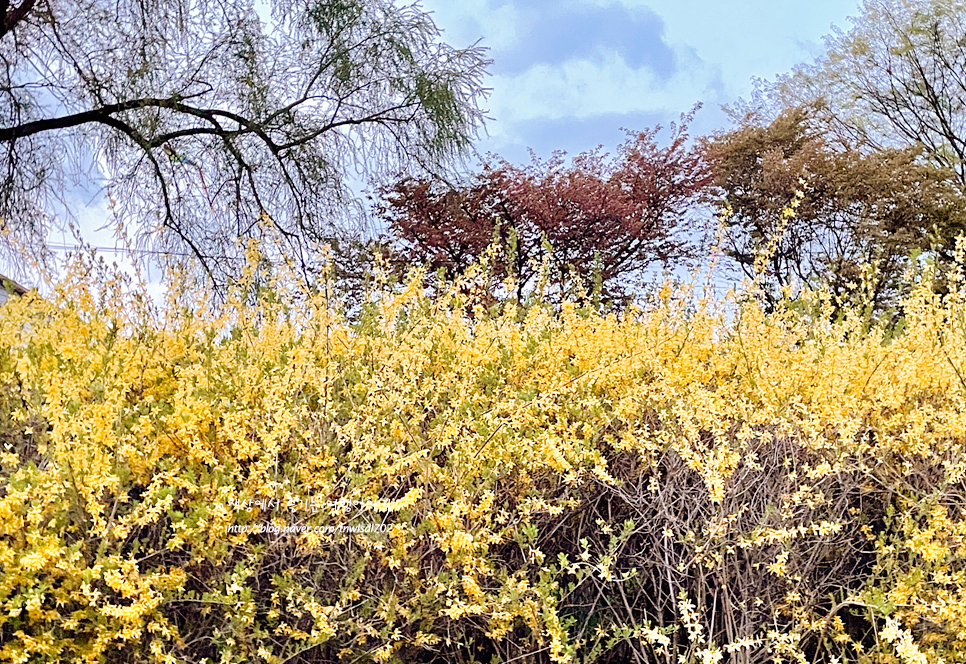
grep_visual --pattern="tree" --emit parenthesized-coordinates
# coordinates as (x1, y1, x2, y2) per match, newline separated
(377, 115, 711, 306)
(769, 0, 966, 189)
(0, 0, 490, 282)
(703, 106, 966, 311)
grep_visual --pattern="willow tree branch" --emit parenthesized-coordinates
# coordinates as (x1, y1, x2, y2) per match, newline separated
(0, 0, 35, 39)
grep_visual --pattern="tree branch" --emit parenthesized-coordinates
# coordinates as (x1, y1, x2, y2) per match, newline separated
(0, 0, 34, 40)
(0, 97, 186, 142)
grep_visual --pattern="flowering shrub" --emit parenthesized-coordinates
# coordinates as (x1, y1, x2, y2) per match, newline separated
(2, 247, 966, 663)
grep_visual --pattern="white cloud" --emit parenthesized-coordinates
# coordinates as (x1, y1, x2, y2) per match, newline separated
(421, 0, 522, 52)
(596, 0, 859, 101)
(421, 0, 860, 123)
(487, 48, 716, 125)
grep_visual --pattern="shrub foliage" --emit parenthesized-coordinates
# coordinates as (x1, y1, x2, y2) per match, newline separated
(377, 113, 710, 306)
(2, 249, 966, 664)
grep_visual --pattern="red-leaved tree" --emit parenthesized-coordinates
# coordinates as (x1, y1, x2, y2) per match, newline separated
(377, 112, 712, 304)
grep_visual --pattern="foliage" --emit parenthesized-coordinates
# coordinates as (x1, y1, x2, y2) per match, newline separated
(768, 0, 966, 189)
(703, 106, 966, 312)
(0, 0, 490, 283)
(4, 246, 966, 663)
(376, 111, 710, 307)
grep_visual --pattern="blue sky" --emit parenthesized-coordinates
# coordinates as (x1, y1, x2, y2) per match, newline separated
(22, 0, 863, 290)
(420, 0, 861, 164)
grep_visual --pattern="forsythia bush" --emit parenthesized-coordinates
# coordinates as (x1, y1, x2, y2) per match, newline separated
(4, 246, 966, 664)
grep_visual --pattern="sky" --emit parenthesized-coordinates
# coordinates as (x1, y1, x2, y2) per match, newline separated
(418, 0, 861, 164)
(11, 0, 864, 291)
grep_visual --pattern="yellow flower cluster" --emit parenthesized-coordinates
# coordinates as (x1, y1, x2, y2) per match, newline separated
(1, 246, 966, 663)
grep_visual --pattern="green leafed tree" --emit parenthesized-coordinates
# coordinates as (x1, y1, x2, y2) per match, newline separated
(768, 0, 966, 189)
(0, 0, 490, 282)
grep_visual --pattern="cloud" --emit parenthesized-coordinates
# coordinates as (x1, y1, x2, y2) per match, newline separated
(419, 0, 722, 146)
(419, 0, 792, 159)
(494, 0, 676, 79)
(595, 0, 860, 101)
(486, 48, 718, 124)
